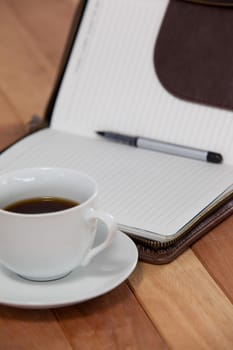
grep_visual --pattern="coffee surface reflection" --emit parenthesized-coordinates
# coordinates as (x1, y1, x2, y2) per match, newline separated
(3, 196, 79, 214)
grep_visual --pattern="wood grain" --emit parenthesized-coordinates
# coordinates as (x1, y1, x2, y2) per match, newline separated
(55, 283, 167, 350)
(0, 284, 167, 350)
(129, 251, 233, 350)
(192, 216, 233, 303)
(0, 306, 72, 350)
(0, 94, 26, 150)
(0, 0, 78, 140)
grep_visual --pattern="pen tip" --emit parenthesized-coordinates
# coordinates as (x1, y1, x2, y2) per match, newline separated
(207, 152, 223, 164)
(96, 131, 104, 136)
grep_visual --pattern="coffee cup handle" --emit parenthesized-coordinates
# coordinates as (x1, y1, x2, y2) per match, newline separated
(81, 208, 118, 266)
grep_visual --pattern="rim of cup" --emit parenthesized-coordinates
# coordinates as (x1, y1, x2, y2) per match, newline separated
(0, 167, 98, 217)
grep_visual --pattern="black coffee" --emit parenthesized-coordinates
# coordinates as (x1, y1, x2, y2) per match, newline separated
(3, 196, 79, 214)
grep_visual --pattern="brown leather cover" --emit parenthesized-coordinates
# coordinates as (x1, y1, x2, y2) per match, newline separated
(154, 0, 233, 111)
(133, 199, 233, 264)
(185, 0, 233, 6)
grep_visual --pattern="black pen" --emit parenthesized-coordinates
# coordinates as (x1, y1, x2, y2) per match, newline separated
(96, 131, 223, 164)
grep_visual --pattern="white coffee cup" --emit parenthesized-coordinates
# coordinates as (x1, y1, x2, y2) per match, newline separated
(0, 167, 117, 281)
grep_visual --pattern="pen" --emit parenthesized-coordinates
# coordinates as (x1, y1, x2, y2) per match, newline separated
(96, 131, 223, 163)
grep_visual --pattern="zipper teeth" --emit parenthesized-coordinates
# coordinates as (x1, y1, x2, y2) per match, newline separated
(128, 234, 179, 249)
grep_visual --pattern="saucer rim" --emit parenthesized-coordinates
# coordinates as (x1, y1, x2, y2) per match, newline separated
(0, 230, 138, 309)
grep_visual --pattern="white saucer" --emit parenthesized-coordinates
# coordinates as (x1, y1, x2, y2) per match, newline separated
(0, 228, 138, 309)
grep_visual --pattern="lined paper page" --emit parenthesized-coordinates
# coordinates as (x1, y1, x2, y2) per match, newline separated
(52, 0, 233, 164)
(1, 129, 233, 242)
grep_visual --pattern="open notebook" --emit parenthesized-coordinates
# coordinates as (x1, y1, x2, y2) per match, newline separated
(1, 0, 233, 262)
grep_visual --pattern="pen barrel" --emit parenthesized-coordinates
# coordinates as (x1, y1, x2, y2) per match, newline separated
(103, 132, 137, 146)
(137, 138, 207, 161)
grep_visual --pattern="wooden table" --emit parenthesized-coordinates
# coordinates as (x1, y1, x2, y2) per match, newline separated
(0, 1, 233, 349)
